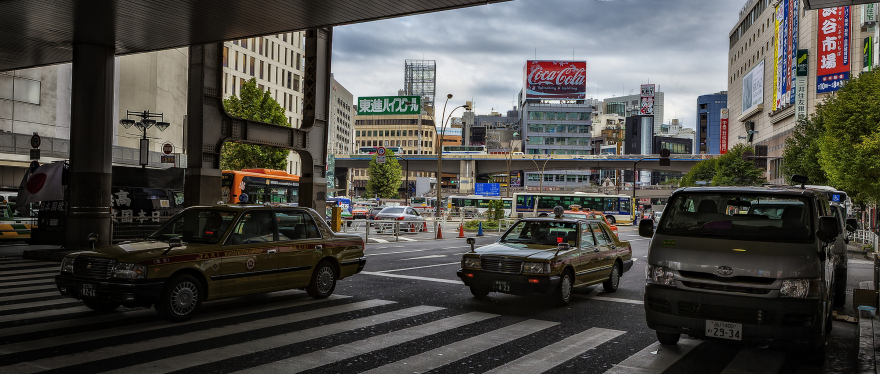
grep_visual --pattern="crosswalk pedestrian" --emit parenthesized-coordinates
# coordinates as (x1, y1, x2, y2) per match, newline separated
(0, 257, 824, 374)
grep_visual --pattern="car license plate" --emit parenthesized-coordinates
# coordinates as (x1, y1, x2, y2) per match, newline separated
(81, 284, 96, 298)
(705, 320, 741, 341)
(493, 280, 510, 292)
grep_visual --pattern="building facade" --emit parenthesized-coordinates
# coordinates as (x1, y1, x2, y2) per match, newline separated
(222, 32, 306, 175)
(727, 1, 874, 183)
(696, 91, 728, 154)
(603, 92, 665, 134)
(329, 75, 355, 156)
(521, 104, 593, 155)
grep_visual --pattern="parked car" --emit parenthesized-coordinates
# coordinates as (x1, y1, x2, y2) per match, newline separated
(55, 205, 366, 322)
(374, 206, 427, 233)
(458, 212, 633, 306)
(638, 184, 847, 364)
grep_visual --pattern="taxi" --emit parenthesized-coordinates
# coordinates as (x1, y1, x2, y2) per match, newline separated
(55, 205, 366, 322)
(457, 207, 633, 306)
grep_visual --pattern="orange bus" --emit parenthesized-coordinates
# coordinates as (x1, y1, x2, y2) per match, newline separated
(221, 169, 300, 204)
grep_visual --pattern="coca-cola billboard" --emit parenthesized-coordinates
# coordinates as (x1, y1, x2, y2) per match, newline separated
(524, 61, 587, 99)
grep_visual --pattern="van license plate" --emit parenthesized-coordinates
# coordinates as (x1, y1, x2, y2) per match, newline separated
(81, 284, 96, 298)
(705, 320, 741, 341)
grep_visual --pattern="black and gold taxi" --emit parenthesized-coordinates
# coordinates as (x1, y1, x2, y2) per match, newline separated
(55, 205, 365, 322)
(457, 208, 633, 306)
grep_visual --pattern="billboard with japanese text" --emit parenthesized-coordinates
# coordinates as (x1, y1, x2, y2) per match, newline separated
(772, 0, 798, 110)
(720, 109, 729, 155)
(524, 61, 587, 99)
(357, 95, 420, 115)
(817, 6, 851, 94)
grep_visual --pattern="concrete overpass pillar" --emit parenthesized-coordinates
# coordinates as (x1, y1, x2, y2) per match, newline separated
(65, 43, 116, 249)
(184, 43, 225, 206)
(459, 159, 476, 195)
(298, 28, 332, 214)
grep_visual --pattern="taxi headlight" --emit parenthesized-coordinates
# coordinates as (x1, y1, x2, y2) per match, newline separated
(523, 262, 550, 274)
(462, 257, 481, 269)
(60, 256, 75, 274)
(780, 279, 821, 298)
(645, 264, 675, 286)
(112, 263, 147, 279)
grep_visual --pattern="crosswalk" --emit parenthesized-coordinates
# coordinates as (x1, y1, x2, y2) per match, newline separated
(0, 256, 821, 373)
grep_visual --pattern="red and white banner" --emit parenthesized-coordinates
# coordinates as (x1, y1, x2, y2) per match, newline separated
(524, 61, 587, 99)
(816, 6, 850, 93)
(720, 109, 729, 154)
(19, 162, 64, 204)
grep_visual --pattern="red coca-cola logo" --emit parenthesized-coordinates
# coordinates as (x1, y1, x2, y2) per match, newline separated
(525, 61, 587, 99)
(527, 64, 586, 86)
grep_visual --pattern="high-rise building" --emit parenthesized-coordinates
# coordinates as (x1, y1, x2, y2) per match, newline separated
(329, 75, 355, 156)
(222, 32, 306, 175)
(727, 1, 873, 183)
(603, 92, 665, 134)
(696, 92, 728, 154)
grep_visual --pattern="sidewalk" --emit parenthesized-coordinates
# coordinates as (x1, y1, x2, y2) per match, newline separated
(0, 242, 76, 261)
(857, 280, 880, 374)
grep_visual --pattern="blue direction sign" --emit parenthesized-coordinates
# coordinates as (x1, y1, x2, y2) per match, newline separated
(475, 183, 501, 196)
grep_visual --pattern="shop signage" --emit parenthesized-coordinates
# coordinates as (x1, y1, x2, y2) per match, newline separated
(524, 60, 587, 99)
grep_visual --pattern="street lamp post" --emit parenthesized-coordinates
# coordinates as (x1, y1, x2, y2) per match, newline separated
(435, 94, 470, 238)
(531, 156, 552, 191)
(119, 110, 170, 169)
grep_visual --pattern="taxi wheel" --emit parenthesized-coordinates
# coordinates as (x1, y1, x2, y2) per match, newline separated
(307, 261, 337, 299)
(602, 262, 621, 293)
(553, 270, 574, 307)
(607, 216, 616, 224)
(656, 331, 680, 345)
(82, 299, 121, 312)
(470, 286, 490, 298)
(156, 274, 203, 322)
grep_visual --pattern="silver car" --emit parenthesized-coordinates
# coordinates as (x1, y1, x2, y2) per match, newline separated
(374, 206, 427, 233)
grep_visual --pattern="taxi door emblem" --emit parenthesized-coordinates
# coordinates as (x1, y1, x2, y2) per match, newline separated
(246, 258, 256, 270)
(716, 266, 733, 276)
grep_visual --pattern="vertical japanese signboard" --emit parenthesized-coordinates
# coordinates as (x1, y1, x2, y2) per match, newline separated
(772, 0, 798, 110)
(720, 109, 729, 155)
(639, 84, 655, 115)
(817, 6, 851, 94)
(796, 50, 809, 121)
(865, 37, 874, 71)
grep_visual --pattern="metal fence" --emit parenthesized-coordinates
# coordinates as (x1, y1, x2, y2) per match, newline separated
(111, 217, 170, 242)
(853, 230, 878, 248)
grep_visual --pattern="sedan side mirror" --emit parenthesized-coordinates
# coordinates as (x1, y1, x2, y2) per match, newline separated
(169, 237, 183, 248)
(639, 219, 655, 238)
(466, 237, 476, 253)
(846, 218, 859, 233)
(87, 233, 98, 250)
(817, 216, 839, 243)
(555, 242, 570, 256)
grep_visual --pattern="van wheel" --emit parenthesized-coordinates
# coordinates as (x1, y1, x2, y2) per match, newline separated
(602, 262, 621, 293)
(553, 270, 574, 307)
(657, 331, 680, 345)
(82, 299, 120, 312)
(470, 286, 490, 298)
(307, 261, 337, 299)
(156, 274, 202, 322)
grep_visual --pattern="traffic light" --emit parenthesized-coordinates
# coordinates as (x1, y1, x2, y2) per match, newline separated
(659, 148, 671, 166)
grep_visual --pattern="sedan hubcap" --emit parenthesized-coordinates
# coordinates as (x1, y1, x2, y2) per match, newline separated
(612, 267, 620, 288)
(317, 267, 335, 294)
(170, 281, 198, 316)
(561, 275, 572, 300)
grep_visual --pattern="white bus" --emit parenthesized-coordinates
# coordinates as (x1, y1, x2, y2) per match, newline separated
(442, 145, 487, 155)
(447, 195, 513, 216)
(512, 192, 634, 224)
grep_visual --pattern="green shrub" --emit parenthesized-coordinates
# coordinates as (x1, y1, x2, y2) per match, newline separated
(863, 245, 874, 252)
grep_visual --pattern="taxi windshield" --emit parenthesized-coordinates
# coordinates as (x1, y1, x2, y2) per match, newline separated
(149, 209, 237, 243)
(658, 193, 813, 243)
(500, 220, 579, 247)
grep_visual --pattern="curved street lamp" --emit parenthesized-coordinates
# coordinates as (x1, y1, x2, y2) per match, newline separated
(435, 94, 470, 237)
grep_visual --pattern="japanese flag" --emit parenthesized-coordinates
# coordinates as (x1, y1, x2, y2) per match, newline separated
(19, 162, 65, 205)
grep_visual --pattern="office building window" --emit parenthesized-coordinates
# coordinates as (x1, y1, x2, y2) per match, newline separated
(242, 54, 247, 73)
(234, 51, 239, 70)
(287, 72, 292, 89)
(281, 69, 285, 86)
(223, 47, 228, 67)
(242, 39, 247, 49)
(293, 74, 300, 91)
(259, 61, 264, 79)
(250, 57, 255, 76)
(270, 42, 274, 59)
(296, 53, 301, 70)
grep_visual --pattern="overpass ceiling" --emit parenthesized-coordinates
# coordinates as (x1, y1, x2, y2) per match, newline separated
(803, 0, 874, 9)
(0, 0, 509, 71)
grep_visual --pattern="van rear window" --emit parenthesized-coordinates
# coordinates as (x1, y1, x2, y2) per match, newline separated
(657, 193, 814, 243)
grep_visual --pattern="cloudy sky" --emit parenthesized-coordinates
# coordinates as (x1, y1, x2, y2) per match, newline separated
(330, 0, 745, 130)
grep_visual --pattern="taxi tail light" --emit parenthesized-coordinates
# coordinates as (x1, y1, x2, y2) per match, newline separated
(396, 216, 405, 220)
(467, 273, 474, 277)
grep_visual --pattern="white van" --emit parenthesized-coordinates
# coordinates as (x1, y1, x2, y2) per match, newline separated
(639, 185, 851, 365)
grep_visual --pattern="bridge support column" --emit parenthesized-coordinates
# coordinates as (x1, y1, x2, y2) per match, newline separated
(184, 43, 226, 206)
(458, 160, 476, 195)
(299, 28, 332, 213)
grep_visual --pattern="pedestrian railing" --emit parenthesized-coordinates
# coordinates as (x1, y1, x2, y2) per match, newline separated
(853, 230, 878, 246)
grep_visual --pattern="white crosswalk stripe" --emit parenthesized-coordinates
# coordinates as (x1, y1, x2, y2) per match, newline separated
(0, 273, 56, 282)
(0, 268, 57, 276)
(604, 339, 702, 374)
(0, 291, 59, 302)
(484, 327, 625, 374)
(361, 319, 560, 374)
(0, 263, 56, 270)
(0, 298, 78, 313)
(0, 285, 56, 295)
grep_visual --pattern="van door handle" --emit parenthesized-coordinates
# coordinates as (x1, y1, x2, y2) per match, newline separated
(267, 249, 277, 254)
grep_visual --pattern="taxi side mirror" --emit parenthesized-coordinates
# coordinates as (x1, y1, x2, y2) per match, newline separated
(555, 242, 570, 256)
(169, 237, 183, 248)
(87, 233, 98, 249)
(466, 237, 476, 252)
(846, 218, 859, 232)
(639, 219, 655, 238)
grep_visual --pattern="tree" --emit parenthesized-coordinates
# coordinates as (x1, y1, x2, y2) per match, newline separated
(680, 158, 717, 187)
(782, 114, 829, 186)
(220, 78, 291, 171)
(712, 143, 765, 186)
(365, 150, 402, 199)
(818, 70, 880, 202)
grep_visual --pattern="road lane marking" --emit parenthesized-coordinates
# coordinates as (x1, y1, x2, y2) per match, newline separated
(0, 298, 78, 313)
(369, 238, 389, 243)
(234, 312, 499, 373)
(5, 298, 388, 373)
(400, 255, 447, 261)
(359, 271, 462, 284)
(0, 305, 91, 323)
(574, 288, 643, 305)
(398, 237, 418, 242)
(484, 327, 625, 374)
(0, 263, 55, 270)
(0, 291, 59, 302)
(0, 294, 351, 355)
(0, 268, 58, 276)
(362, 319, 559, 374)
(376, 262, 460, 273)
(719, 347, 787, 374)
(98, 305, 444, 374)
(0, 285, 56, 295)
(603, 339, 702, 374)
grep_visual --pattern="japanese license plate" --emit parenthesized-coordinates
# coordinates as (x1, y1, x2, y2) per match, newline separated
(705, 320, 741, 341)
(493, 280, 510, 292)
(81, 283, 96, 298)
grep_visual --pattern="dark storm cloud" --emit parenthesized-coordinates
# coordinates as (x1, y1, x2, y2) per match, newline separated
(332, 0, 744, 128)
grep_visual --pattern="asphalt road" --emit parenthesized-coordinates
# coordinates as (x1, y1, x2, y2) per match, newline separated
(0, 226, 866, 373)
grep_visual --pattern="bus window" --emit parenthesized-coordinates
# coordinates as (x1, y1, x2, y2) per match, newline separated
(604, 198, 619, 212)
(619, 198, 632, 214)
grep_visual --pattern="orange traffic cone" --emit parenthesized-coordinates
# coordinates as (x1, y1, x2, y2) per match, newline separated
(457, 223, 465, 238)
(436, 223, 444, 239)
